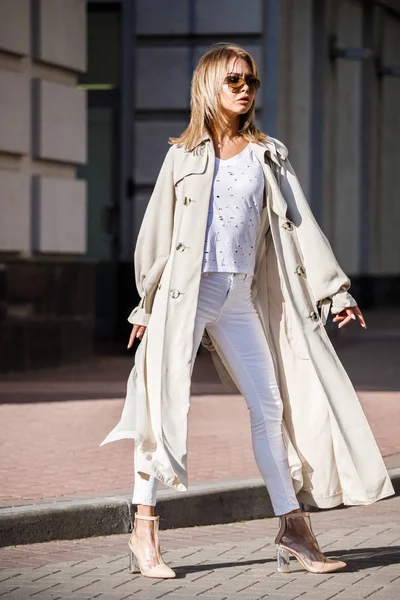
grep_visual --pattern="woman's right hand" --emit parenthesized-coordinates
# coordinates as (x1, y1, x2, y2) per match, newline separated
(127, 324, 146, 349)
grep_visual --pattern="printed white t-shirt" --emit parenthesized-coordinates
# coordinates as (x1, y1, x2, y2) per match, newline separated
(201, 145, 265, 276)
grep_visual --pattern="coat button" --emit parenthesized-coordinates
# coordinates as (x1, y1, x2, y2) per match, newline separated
(282, 221, 294, 231)
(176, 242, 187, 252)
(183, 196, 192, 206)
(170, 289, 182, 299)
(296, 265, 306, 277)
(309, 311, 319, 321)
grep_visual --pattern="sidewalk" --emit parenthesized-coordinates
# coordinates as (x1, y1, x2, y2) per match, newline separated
(0, 310, 399, 545)
(0, 337, 399, 505)
(0, 495, 399, 599)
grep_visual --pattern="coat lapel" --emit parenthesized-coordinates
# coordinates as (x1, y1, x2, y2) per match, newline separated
(173, 141, 210, 186)
(176, 138, 289, 220)
(249, 141, 288, 220)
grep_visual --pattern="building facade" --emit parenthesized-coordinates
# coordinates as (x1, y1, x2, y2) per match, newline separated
(0, 0, 399, 372)
(0, 0, 89, 372)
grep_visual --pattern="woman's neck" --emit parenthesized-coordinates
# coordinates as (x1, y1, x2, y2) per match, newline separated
(212, 117, 240, 148)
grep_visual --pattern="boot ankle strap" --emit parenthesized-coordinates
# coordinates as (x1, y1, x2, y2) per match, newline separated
(134, 512, 160, 521)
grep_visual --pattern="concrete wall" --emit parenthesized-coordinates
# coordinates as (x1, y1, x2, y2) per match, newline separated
(332, 0, 363, 274)
(0, 0, 90, 372)
(132, 0, 400, 284)
(1, 0, 399, 329)
(0, 0, 87, 257)
(275, 0, 400, 280)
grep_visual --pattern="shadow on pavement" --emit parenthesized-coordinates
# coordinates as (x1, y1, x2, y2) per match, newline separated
(171, 546, 400, 578)
(1, 336, 400, 404)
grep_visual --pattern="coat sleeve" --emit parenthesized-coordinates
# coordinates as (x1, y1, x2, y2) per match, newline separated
(281, 159, 357, 319)
(127, 146, 176, 327)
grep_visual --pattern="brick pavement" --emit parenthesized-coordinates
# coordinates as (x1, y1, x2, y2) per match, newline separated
(0, 335, 400, 505)
(0, 495, 399, 599)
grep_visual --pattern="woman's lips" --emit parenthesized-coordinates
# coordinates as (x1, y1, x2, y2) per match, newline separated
(237, 97, 250, 104)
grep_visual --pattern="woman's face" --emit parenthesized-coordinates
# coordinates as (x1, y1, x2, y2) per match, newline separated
(219, 57, 258, 118)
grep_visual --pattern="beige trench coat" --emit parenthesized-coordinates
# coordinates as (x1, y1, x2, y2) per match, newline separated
(101, 136, 394, 508)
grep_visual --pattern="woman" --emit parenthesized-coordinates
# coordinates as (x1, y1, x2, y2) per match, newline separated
(101, 43, 394, 579)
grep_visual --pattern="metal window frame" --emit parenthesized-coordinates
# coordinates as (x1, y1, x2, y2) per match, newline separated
(262, 0, 280, 138)
(309, 0, 328, 223)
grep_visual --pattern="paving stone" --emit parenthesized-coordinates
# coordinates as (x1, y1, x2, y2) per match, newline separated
(0, 496, 400, 598)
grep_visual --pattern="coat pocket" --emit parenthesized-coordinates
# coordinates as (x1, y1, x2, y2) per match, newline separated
(282, 302, 310, 360)
(143, 255, 169, 314)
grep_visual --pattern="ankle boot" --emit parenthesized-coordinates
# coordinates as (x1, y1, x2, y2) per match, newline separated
(275, 512, 346, 574)
(128, 513, 176, 579)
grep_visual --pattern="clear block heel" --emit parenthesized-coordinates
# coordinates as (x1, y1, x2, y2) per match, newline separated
(129, 549, 140, 574)
(276, 546, 291, 573)
(275, 512, 346, 574)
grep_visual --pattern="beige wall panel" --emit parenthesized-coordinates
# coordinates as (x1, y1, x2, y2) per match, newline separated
(33, 79, 86, 164)
(0, 70, 30, 154)
(287, 0, 312, 198)
(0, 171, 30, 252)
(135, 48, 190, 110)
(0, 0, 30, 55)
(33, 176, 87, 253)
(35, 0, 86, 72)
(332, 0, 362, 274)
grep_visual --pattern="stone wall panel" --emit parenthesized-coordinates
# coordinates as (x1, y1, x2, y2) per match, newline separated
(195, 0, 262, 34)
(0, 70, 30, 154)
(134, 120, 188, 184)
(33, 79, 86, 164)
(32, 176, 87, 254)
(135, 47, 190, 110)
(0, 0, 30, 56)
(34, 0, 86, 72)
(136, 0, 190, 35)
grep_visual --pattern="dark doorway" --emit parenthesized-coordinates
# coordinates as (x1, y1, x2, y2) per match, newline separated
(78, 3, 121, 342)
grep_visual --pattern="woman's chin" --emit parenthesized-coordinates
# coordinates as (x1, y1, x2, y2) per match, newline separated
(230, 107, 250, 117)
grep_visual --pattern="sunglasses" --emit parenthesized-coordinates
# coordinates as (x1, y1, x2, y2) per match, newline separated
(225, 73, 261, 93)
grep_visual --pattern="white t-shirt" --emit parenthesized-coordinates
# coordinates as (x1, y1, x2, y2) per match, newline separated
(201, 145, 265, 276)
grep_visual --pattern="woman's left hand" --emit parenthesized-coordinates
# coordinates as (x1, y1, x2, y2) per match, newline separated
(333, 306, 367, 329)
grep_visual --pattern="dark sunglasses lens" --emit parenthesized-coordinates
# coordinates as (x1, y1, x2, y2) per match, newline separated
(226, 75, 261, 92)
(227, 76, 243, 90)
(247, 76, 261, 91)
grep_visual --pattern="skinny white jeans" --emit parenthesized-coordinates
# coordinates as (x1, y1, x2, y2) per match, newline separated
(132, 272, 300, 515)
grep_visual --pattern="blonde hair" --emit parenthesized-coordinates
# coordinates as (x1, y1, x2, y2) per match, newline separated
(170, 43, 266, 151)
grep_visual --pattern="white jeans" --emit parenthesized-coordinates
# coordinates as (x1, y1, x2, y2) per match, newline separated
(132, 272, 300, 515)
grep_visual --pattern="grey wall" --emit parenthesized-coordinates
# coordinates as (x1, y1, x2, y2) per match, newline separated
(0, 0, 87, 255)
(1, 0, 399, 278)
(132, 0, 400, 280)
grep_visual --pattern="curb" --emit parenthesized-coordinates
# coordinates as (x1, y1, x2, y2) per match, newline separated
(1, 470, 399, 548)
